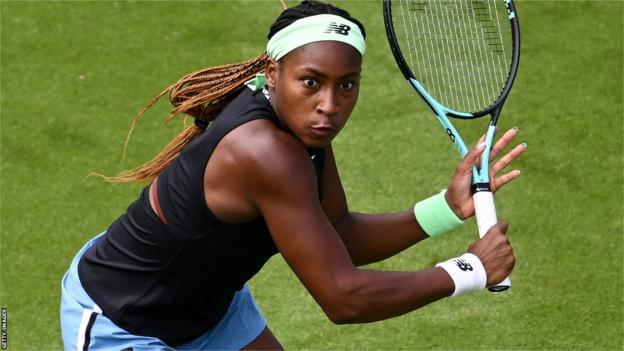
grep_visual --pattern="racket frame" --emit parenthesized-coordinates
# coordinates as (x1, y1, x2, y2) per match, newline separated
(383, 0, 520, 292)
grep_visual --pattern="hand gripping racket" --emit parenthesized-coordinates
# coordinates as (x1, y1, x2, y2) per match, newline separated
(383, 0, 520, 291)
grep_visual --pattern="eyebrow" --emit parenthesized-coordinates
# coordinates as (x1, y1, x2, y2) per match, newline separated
(302, 67, 361, 79)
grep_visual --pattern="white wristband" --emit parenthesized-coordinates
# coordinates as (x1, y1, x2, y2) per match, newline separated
(436, 253, 487, 297)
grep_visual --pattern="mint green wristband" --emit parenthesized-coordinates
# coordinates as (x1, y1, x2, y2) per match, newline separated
(414, 189, 464, 237)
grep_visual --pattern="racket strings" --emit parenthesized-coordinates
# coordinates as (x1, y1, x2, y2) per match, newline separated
(393, 0, 513, 113)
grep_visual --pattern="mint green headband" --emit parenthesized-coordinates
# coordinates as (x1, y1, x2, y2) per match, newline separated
(267, 14, 366, 61)
(246, 14, 366, 92)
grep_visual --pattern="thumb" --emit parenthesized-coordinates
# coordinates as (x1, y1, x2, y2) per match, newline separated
(456, 145, 485, 176)
(485, 221, 509, 237)
(496, 221, 509, 235)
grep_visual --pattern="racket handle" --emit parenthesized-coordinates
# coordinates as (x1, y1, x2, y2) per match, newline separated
(473, 191, 511, 292)
(473, 191, 497, 238)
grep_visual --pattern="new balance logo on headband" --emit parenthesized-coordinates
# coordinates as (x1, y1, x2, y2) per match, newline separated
(325, 22, 351, 35)
(267, 15, 366, 61)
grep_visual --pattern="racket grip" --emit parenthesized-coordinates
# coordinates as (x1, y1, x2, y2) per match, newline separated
(472, 191, 511, 292)
(473, 191, 497, 238)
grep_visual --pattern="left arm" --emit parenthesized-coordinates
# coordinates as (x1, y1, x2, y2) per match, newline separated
(324, 128, 525, 266)
(335, 211, 428, 266)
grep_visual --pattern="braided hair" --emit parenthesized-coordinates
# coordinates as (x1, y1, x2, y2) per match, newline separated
(105, 1, 366, 183)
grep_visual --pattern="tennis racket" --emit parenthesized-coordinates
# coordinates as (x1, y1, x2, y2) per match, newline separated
(383, 0, 520, 292)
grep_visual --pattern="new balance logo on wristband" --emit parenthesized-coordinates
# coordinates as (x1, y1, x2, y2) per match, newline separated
(454, 258, 473, 272)
(437, 254, 485, 297)
(325, 22, 351, 35)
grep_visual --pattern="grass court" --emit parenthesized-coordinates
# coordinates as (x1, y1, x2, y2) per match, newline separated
(1, 1, 622, 349)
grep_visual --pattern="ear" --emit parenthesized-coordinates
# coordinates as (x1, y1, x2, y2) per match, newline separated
(265, 58, 278, 89)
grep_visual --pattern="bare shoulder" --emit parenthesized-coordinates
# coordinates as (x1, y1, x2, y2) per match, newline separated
(204, 118, 319, 221)
(222, 119, 315, 180)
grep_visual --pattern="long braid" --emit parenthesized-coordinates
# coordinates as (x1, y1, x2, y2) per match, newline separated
(102, 54, 268, 183)
(102, 1, 365, 183)
(166, 55, 268, 121)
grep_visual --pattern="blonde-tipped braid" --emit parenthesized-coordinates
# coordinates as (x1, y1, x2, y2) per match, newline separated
(100, 53, 268, 183)
(100, 1, 366, 184)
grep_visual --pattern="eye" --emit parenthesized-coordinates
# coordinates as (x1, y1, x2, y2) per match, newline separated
(302, 78, 318, 88)
(340, 81, 356, 91)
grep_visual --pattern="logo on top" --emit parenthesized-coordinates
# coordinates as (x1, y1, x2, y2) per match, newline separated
(454, 259, 473, 272)
(325, 22, 351, 36)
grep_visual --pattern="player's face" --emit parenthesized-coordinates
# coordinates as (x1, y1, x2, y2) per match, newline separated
(266, 41, 362, 148)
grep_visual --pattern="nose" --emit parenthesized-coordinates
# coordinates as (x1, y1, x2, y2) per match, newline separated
(316, 87, 339, 117)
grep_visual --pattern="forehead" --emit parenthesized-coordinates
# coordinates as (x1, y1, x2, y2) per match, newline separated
(279, 41, 362, 75)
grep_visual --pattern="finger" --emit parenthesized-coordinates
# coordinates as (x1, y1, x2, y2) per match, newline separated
(482, 221, 509, 241)
(456, 145, 485, 176)
(491, 143, 527, 175)
(489, 127, 518, 161)
(474, 132, 489, 168)
(491, 221, 509, 235)
(492, 170, 521, 191)
(474, 127, 499, 147)
(475, 132, 486, 147)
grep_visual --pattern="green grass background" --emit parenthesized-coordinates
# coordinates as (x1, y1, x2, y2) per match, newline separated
(1, 0, 622, 349)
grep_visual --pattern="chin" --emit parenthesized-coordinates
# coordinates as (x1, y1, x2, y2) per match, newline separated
(302, 135, 333, 149)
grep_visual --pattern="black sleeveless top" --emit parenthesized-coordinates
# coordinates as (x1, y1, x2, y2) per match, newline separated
(78, 88, 325, 346)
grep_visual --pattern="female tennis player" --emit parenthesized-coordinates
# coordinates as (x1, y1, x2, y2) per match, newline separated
(60, 1, 525, 349)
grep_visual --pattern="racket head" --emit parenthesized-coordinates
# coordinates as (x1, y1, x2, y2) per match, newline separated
(383, 0, 520, 120)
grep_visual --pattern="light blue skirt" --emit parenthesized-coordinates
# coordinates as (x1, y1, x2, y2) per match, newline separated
(60, 232, 266, 350)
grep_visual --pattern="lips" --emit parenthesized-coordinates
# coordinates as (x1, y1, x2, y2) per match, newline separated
(309, 125, 336, 138)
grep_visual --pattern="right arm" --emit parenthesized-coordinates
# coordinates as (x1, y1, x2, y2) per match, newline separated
(237, 128, 513, 323)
